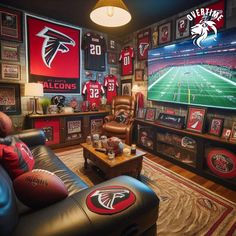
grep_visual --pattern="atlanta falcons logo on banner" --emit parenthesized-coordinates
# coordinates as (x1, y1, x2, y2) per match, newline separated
(86, 186, 136, 214)
(139, 43, 149, 57)
(37, 27, 75, 68)
(137, 28, 151, 60)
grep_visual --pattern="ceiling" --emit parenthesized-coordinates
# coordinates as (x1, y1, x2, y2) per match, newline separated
(1, 0, 208, 38)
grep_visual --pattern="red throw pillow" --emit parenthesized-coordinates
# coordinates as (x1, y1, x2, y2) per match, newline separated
(13, 169, 68, 209)
(114, 111, 131, 124)
(0, 137, 35, 179)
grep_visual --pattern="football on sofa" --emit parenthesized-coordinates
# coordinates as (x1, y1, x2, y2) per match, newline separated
(0, 128, 159, 236)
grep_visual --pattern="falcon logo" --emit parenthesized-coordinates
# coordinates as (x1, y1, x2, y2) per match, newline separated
(139, 42, 149, 57)
(86, 186, 136, 214)
(37, 27, 75, 68)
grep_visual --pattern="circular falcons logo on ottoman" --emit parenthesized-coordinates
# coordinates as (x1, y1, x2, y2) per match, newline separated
(86, 186, 136, 214)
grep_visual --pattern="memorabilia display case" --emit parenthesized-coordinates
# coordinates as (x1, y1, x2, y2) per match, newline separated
(25, 111, 109, 148)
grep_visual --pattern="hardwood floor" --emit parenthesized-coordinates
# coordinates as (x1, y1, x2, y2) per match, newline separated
(54, 144, 236, 203)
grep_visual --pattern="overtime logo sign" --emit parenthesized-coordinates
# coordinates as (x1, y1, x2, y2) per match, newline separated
(26, 14, 81, 94)
(187, 0, 224, 48)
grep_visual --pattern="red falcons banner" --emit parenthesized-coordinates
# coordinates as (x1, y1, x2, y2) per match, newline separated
(26, 14, 81, 94)
(137, 29, 151, 61)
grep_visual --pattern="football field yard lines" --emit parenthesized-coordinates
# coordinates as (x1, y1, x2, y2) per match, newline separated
(148, 64, 236, 109)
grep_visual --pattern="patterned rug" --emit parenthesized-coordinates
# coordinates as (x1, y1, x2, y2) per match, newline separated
(56, 148, 236, 236)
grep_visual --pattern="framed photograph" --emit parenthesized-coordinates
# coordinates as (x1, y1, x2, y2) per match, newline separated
(108, 38, 117, 51)
(90, 118, 104, 135)
(158, 22, 171, 45)
(107, 52, 117, 64)
(136, 108, 146, 119)
(222, 128, 231, 140)
(0, 82, 21, 115)
(121, 80, 132, 96)
(230, 122, 236, 142)
(1, 63, 21, 80)
(151, 25, 158, 48)
(0, 7, 22, 42)
(186, 107, 207, 133)
(135, 69, 144, 81)
(208, 117, 224, 136)
(138, 125, 154, 150)
(145, 108, 156, 122)
(1, 42, 20, 61)
(175, 15, 190, 40)
(109, 66, 119, 76)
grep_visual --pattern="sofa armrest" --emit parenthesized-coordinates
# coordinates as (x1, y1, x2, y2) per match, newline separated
(104, 114, 114, 123)
(12, 129, 46, 147)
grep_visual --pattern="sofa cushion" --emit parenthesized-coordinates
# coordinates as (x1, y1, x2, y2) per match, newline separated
(13, 169, 68, 209)
(30, 145, 88, 195)
(0, 137, 35, 179)
(114, 111, 131, 124)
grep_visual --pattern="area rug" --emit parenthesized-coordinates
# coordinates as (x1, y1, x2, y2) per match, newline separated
(56, 148, 236, 236)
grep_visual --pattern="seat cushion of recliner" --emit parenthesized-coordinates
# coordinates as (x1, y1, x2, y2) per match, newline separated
(30, 145, 88, 196)
(103, 121, 128, 134)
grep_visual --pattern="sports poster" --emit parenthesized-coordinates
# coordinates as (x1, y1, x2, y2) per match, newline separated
(158, 22, 171, 45)
(175, 15, 190, 40)
(137, 28, 151, 60)
(26, 14, 81, 94)
(90, 118, 103, 135)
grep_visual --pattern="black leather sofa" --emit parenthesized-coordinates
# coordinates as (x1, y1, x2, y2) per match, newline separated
(0, 129, 159, 236)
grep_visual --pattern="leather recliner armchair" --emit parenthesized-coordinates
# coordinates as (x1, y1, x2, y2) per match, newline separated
(102, 95, 136, 145)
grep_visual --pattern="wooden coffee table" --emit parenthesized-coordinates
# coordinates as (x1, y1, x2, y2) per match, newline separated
(80, 143, 146, 179)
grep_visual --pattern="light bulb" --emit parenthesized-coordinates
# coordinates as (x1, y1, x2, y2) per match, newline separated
(106, 6, 114, 17)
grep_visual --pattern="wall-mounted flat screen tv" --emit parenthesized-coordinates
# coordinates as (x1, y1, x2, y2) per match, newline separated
(148, 28, 236, 110)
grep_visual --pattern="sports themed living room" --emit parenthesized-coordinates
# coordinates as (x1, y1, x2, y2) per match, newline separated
(0, 0, 235, 235)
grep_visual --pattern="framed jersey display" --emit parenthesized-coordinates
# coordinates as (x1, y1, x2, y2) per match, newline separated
(103, 74, 119, 104)
(158, 22, 172, 45)
(137, 28, 151, 60)
(82, 32, 106, 71)
(119, 46, 134, 76)
(175, 15, 190, 40)
(26, 14, 81, 94)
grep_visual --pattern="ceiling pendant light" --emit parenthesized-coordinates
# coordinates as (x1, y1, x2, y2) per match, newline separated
(90, 0, 131, 27)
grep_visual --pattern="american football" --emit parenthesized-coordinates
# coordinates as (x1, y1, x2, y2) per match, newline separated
(13, 169, 68, 208)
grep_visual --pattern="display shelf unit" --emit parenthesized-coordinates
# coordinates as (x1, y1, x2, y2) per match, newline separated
(134, 118, 236, 191)
(25, 111, 109, 149)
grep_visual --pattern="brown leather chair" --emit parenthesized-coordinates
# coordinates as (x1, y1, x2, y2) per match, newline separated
(102, 95, 136, 145)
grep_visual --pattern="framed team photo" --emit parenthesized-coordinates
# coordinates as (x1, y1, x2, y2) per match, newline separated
(136, 108, 146, 119)
(186, 107, 207, 133)
(1, 63, 21, 81)
(0, 7, 22, 42)
(221, 128, 231, 140)
(107, 52, 117, 64)
(121, 80, 132, 96)
(158, 22, 171, 45)
(175, 15, 190, 40)
(145, 108, 156, 122)
(151, 25, 158, 48)
(230, 122, 236, 142)
(1, 42, 20, 61)
(208, 117, 224, 136)
(135, 69, 144, 81)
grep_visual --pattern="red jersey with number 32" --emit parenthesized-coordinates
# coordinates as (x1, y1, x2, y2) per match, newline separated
(104, 75, 119, 104)
(82, 80, 104, 107)
(119, 46, 134, 76)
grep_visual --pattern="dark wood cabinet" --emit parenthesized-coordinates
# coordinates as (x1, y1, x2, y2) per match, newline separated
(134, 119, 236, 191)
(25, 111, 109, 149)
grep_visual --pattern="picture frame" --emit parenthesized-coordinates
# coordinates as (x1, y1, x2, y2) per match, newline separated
(151, 25, 158, 48)
(107, 52, 117, 64)
(137, 28, 151, 60)
(136, 108, 146, 119)
(158, 22, 171, 45)
(230, 122, 236, 142)
(90, 118, 104, 135)
(135, 69, 144, 81)
(0, 82, 21, 115)
(186, 107, 207, 133)
(108, 38, 117, 51)
(1, 63, 21, 80)
(145, 108, 156, 122)
(208, 117, 224, 136)
(109, 66, 119, 76)
(175, 15, 190, 40)
(221, 128, 231, 140)
(121, 79, 132, 96)
(65, 117, 82, 141)
(0, 7, 22, 42)
(1, 42, 20, 61)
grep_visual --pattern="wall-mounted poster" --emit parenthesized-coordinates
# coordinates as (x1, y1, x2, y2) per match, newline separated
(90, 118, 103, 135)
(175, 15, 190, 40)
(25, 14, 81, 94)
(137, 28, 151, 60)
(66, 117, 82, 141)
(158, 22, 171, 45)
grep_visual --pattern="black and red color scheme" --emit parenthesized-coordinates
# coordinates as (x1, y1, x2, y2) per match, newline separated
(119, 46, 134, 76)
(86, 186, 136, 215)
(137, 29, 151, 61)
(206, 148, 236, 179)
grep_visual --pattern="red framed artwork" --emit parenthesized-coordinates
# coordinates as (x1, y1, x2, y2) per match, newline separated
(107, 52, 117, 64)
(175, 15, 190, 40)
(230, 122, 236, 142)
(186, 107, 207, 133)
(137, 28, 151, 61)
(208, 117, 224, 136)
(158, 22, 171, 45)
(136, 108, 146, 120)
(26, 14, 81, 94)
(145, 108, 156, 122)
(0, 7, 22, 42)
(221, 128, 231, 140)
